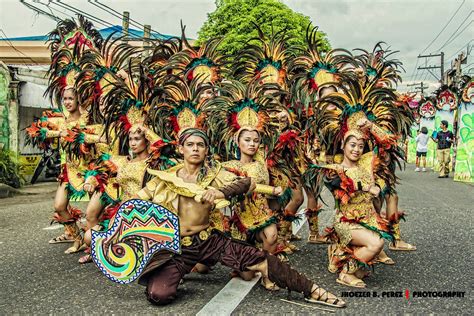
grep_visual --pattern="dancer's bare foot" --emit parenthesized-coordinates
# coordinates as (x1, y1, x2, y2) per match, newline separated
(354, 269, 370, 279)
(64, 239, 86, 254)
(290, 233, 302, 241)
(260, 277, 280, 291)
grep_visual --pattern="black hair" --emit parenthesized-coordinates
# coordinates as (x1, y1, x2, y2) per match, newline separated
(343, 135, 363, 147)
(441, 120, 448, 127)
(421, 126, 428, 134)
(178, 128, 209, 147)
(237, 128, 261, 142)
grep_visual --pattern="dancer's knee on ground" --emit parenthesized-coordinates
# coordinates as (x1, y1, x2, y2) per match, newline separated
(146, 286, 176, 305)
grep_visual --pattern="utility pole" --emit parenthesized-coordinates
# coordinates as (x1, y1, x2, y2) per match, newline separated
(407, 82, 427, 96)
(122, 11, 130, 42)
(418, 52, 445, 84)
(451, 51, 467, 172)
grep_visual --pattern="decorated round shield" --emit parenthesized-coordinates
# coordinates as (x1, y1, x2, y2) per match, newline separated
(91, 199, 180, 284)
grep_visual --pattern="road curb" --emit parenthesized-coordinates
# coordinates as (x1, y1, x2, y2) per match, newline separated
(0, 183, 57, 198)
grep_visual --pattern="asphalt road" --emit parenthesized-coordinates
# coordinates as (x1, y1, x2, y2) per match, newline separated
(0, 166, 472, 314)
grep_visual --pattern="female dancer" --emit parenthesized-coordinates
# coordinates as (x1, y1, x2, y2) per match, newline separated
(321, 127, 392, 288)
(27, 87, 88, 253)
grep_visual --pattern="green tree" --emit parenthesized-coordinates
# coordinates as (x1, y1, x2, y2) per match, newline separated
(197, 0, 331, 56)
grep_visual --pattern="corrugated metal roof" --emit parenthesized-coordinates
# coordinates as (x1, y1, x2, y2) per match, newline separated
(0, 25, 177, 41)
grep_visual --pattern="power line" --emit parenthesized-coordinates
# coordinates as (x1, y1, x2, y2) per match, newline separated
(436, 12, 473, 52)
(35, 0, 77, 21)
(91, 0, 165, 39)
(409, 57, 420, 82)
(420, 0, 465, 54)
(19, 0, 60, 22)
(0, 29, 39, 66)
(51, 1, 115, 30)
(50, 1, 143, 40)
(447, 39, 473, 60)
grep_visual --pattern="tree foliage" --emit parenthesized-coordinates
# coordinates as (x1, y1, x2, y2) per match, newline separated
(197, 0, 331, 56)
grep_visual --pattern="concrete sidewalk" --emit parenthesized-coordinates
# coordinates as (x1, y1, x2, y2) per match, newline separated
(0, 181, 57, 198)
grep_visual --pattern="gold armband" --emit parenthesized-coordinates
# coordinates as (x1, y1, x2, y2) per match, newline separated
(255, 184, 276, 195)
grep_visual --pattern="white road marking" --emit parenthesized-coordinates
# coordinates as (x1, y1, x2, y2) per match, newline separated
(196, 273, 262, 316)
(196, 208, 308, 316)
(43, 224, 63, 230)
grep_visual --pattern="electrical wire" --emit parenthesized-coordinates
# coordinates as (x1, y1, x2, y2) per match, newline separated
(92, 0, 165, 39)
(436, 10, 473, 52)
(420, 0, 465, 54)
(0, 30, 39, 67)
(51, 1, 145, 40)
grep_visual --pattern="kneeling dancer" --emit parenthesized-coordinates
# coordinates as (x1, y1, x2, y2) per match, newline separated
(135, 128, 345, 308)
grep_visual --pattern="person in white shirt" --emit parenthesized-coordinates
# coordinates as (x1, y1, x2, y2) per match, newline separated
(415, 126, 429, 172)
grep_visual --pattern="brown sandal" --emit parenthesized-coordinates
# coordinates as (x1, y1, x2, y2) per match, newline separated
(49, 233, 73, 244)
(78, 254, 92, 264)
(305, 285, 346, 308)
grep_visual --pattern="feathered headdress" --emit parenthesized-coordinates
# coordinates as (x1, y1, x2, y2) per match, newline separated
(203, 79, 284, 160)
(144, 37, 183, 86)
(354, 42, 403, 89)
(164, 24, 226, 85)
(101, 61, 158, 144)
(45, 15, 103, 110)
(315, 76, 411, 153)
(232, 25, 291, 88)
(149, 75, 212, 141)
(76, 33, 140, 123)
(47, 14, 103, 53)
(289, 25, 356, 98)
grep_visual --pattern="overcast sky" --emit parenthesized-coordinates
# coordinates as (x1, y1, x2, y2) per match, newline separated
(1, 0, 472, 94)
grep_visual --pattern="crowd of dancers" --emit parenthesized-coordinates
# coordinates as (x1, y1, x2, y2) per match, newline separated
(27, 15, 418, 308)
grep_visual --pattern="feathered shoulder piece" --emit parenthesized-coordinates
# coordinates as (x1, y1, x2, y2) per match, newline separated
(231, 25, 292, 88)
(289, 25, 356, 96)
(203, 79, 284, 160)
(164, 24, 226, 85)
(354, 42, 403, 89)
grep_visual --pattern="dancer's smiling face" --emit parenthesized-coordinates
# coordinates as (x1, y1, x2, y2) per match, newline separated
(343, 136, 364, 162)
(238, 129, 260, 157)
(62, 88, 78, 113)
